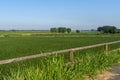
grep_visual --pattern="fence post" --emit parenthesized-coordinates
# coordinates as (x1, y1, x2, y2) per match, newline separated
(105, 43, 108, 52)
(69, 50, 74, 64)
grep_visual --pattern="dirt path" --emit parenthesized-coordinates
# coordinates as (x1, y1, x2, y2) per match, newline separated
(107, 64, 120, 80)
(94, 64, 120, 80)
(94, 49, 120, 80)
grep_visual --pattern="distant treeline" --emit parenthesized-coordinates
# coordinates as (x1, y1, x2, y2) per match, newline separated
(0, 25, 120, 34)
(50, 27, 80, 33)
(50, 27, 71, 33)
(50, 26, 120, 34)
(97, 26, 120, 34)
(0, 30, 49, 32)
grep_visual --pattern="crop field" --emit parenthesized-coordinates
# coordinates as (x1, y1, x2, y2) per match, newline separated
(0, 32, 120, 80)
(0, 32, 120, 60)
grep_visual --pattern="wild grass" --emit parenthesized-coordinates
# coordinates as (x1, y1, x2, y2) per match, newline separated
(1, 50, 120, 80)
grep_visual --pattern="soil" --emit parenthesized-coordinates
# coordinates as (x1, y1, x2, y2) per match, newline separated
(94, 64, 120, 80)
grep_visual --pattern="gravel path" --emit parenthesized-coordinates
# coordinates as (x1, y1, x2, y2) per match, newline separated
(93, 64, 120, 80)
(107, 64, 120, 80)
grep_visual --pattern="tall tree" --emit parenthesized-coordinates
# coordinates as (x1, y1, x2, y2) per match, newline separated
(66, 28, 71, 33)
(50, 28, 57, 32)
(97, 26, 117, 34)
(97, 27, 103, 32)
(58, 27, 67, 33)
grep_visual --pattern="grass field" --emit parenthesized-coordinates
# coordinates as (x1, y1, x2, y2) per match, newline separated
(0, 32, 120, 80)
(0, 32, 120, 60)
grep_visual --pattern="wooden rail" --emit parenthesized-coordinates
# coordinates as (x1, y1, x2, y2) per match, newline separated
(0, 40, 120, 65)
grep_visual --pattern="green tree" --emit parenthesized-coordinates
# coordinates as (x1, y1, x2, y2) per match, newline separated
(66, 28, 71, 33)
(97, 27, 103, 32)
(58, 27, 67, 33)
(76, 30, 80, 33)
(50, 28, 57, 33)
(102, 26, 117, 33)
(97, 26, 117, 34)
(116, 29, 120, 33)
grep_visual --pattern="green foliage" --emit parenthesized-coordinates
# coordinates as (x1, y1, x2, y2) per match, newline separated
(116, 29, 120, 33)
(50, 27, 72, 33)
(58, 27, 67, 33)
(1, 55, 76, 80)
(1, 50, 120, 80)
(97, 26, 117, 34)
(50, 28, 58, 33)
(97, 27, 103, 32)
(66, 28, 71, 33)
(76, 30, 80, 33)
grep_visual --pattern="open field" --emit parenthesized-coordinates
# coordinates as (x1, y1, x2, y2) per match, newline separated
(0, 32, 120, 79)
(0, 32, 120, 60)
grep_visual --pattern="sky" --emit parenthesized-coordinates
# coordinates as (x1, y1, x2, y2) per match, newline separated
(0, 0, 120, 30)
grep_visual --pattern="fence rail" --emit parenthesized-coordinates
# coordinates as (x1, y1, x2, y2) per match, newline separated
(0, 40, 120, 65)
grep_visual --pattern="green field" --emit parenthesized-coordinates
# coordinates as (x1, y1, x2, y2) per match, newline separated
(0, 32, 120, 60)
(0, 32, 120, 80)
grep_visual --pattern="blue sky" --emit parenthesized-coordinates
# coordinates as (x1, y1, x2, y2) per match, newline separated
(0, 0, 120, 30)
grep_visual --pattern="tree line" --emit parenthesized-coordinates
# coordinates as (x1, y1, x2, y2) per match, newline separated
(50, 27, 72, 33)
(50, 26, 120, 34)
(50, 27, 81, 33)
(97, 26, 120, 34)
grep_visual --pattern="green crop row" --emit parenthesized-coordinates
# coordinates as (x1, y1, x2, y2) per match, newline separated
(0, 36, 120, 60)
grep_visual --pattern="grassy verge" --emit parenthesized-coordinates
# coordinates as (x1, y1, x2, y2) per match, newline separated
(1, 49, 120, 80)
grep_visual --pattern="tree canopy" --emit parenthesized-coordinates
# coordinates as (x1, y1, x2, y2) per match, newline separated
(97, 26, 117, 34)
(50, 27, 72, 33)
(50, 28, 57, 32)
(76, 30, 80, 33)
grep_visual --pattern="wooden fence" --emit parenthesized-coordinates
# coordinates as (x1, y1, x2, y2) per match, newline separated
(0, 40, 120, 65)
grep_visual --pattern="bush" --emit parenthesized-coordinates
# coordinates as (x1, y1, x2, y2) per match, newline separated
(76, 30, 80, 33)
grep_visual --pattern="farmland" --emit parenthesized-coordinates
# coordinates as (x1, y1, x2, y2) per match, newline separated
(0, 32, 120, 80)
(0, 32, 120, 60)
